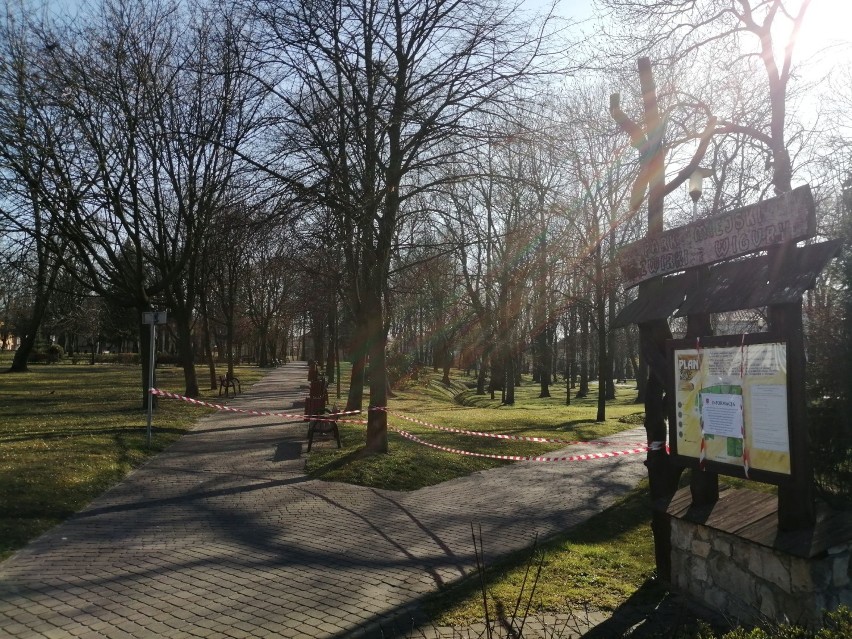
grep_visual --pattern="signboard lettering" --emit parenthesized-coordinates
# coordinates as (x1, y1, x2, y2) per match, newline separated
(618, 185, 815, 287)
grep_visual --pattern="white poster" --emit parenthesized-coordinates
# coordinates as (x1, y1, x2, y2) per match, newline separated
(749, 384, 790, 453)
(700, 393, 744, 439)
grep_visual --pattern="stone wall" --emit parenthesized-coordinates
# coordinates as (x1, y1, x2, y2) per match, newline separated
(670, 518, 852, 628)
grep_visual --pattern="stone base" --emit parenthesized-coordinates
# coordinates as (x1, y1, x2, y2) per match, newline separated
(664, 487, 852, 628)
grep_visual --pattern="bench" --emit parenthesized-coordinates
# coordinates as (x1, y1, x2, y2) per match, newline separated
(306, 407, 342, 452)
(218, 373, 241, 397)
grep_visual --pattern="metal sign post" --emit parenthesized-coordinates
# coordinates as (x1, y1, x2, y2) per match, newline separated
(142, 311, 168, 447)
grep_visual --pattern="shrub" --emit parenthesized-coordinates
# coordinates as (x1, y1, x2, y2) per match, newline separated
(156, 352, 181, 366)
(46, 344, 65, 363)
(114, 352, 141, 366)
(385, 350, 422, 388)
(695, 606, 852, 639)
(809, 401, 852, 510)
(89, 352, 141, 366)
(27, 351, 48, 364)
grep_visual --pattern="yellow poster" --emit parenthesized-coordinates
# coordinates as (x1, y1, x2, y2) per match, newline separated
(672, 342, 790, 475)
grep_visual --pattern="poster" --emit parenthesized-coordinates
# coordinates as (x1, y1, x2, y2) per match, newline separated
(672, 340, 790, 476)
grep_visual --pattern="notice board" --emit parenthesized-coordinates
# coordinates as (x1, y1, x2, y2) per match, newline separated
(668, 333, 792, 483)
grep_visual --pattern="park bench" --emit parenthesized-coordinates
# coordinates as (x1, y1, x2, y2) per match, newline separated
(306, 406, 342, 452)
(304, 365, 339, 450)
(218, 372, 241, 397)
(302, 376, 329, 421)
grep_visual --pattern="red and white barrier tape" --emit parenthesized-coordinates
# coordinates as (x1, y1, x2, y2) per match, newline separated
(393, 429, 649, 462)
(152, 390, 651, 461)
(150, 389, 368, 424)
(375, 407, 645, 448)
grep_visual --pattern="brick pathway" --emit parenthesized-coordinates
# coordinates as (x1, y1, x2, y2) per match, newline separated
(0, 363, 647, 638)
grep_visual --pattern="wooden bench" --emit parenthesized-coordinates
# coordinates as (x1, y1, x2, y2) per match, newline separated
(306, 408, 342, 452)
(218, 373, 241, 397)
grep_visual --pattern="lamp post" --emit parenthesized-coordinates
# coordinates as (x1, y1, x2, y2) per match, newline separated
(689, 167, 713, 218)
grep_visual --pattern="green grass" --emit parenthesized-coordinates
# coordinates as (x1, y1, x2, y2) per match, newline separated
(424, 480, 658, 625)
(306, 370, 645, 491)
(0, 362, 265, 561)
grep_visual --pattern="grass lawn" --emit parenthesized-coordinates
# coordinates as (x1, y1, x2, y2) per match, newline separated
(0, 353, 813, 637)
(306, 369, 646, 491)
(0, 361, 265, 561)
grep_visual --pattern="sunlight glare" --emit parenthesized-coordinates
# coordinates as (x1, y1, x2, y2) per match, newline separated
(787, 1, 852, 72)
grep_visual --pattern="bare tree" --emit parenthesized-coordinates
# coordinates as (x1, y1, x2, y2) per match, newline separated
(243, 220, 298, 368)
(600, 0, 813, 194)
(558, 82, 637, 419)
(0, 5, 81, 372)
(21, 0, 264, 403)
(249, 0, 560, 450)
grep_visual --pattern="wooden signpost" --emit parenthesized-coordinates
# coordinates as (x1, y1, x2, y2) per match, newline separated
(608, 58, 844, 588)
(615, 185, 842, 533)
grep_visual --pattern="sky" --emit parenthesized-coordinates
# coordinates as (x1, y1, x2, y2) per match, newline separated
(46, 0, 850, 130)
(528, 0, 851, 67)
(529, 0, 851, 137)
(47, 0, 850, 62)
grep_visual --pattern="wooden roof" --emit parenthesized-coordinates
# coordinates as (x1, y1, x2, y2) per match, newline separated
(612, 239, 842, 328)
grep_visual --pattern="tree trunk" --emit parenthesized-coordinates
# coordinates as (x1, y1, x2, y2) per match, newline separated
(606, 292, 617, 400)
(563, 317, 572, 405)
(326, 304, 336, 383)
(312, 311, 326, 368)
(489, 352, 503, 400)
(139, 316, 157, 410)
(9, 315, 42, 373)
(537, 326, 550, 398)
(345, 314, 369, 412)
(258, 326, 269, 367)
(597, 288, 607, 422)
(174, 306, 200, 397)
(577, 307, 589, 398)
(346, 351, 366, 412)
(364, 298, 388, 453)
(199, 289, 217, 390)
(476, 356, 487, 394)
(9, 255, 61, 373)
(336, 335, 341, 399)
(225, 313, 235, 380)
(504, 349, 515, 405)
(440, 337, 452, 385)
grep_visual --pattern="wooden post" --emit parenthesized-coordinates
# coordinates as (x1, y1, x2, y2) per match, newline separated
(770, 241, 815, 529)
(685, 269, 719, 506)
(639, 57, 665, 237)
(611, 57, 682, 583)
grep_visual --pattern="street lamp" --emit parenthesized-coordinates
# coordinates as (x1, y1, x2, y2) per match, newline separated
(689, 167, 714, 218)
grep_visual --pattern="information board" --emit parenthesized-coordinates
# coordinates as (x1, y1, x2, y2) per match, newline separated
(668, 333, 791, 482)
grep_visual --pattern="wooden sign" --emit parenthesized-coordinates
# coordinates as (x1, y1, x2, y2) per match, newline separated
(618, 185, 815, 288)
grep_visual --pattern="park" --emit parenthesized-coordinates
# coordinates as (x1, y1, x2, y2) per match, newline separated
(1, 0, 851, 637)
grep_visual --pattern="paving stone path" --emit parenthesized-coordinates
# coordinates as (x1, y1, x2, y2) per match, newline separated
(0, 363, 648, 638)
